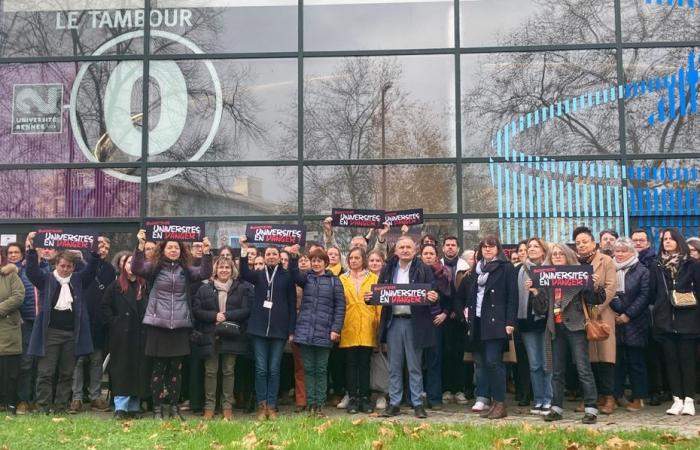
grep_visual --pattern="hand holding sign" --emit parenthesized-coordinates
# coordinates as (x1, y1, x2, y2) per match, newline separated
(202, 237, 211, 255)
(25, 232, 36, 250)
(370, 284, 432, 306)
(33, 227, 98, 251)
(426, 290, 439, 303)
(137, 229, 146, 251)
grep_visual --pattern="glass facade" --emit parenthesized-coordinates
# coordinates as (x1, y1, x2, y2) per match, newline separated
(1, 0, 699, 249)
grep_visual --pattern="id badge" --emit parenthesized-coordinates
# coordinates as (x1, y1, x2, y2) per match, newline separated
(263, 301, 273, 309)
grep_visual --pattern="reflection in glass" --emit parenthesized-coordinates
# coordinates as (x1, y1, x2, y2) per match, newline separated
(147, 165, 297, 217)
(301, 55, 455, 161)
(304, 0, 453, 51)
(460, 0, 614, 47)
(0, 1, 145, 57)
(462, 50, 619, 158)
(0, 168, 140, 219)
(621, 0, 700, 43)
(623, 47, 700, 155)
(303, 164, 456, 215)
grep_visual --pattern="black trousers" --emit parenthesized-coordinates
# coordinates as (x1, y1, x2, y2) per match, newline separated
(646, 338, 668, 395)
(661, 335, 697, 399)
(442, 319, 467, 394)
(0, 355, 21, 406)
(345, 346, 372, 398)
(36, 328, 75, 411)
(151, 357, 184, 407)
(592, 362, 615, 396)
(328, 344, 345, 396)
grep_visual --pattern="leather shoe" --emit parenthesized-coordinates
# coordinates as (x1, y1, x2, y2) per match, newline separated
(480, 403, 496, 418)
(382, 405, 401, 417)
(414, 406, 428, 419)
(487, 401, 507, 419)
(600, 395, 616, 415)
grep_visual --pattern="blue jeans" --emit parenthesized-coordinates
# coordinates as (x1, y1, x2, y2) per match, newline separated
(251, 336, 285, 407)
(472, 351, 490, 403)
(114, 396, 140, 412)
(614, 345, 648, 400)
(72, 349, 103, 401)
(475, 339, 507, 402)
(424, 325, 444, 406)
(551, 325, 598, 415)
(386, 317, 424, 408)
(521, 330, 553, 406)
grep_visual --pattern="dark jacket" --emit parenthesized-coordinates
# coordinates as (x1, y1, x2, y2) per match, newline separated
(15, 260, 37, 321)
(652, 258, 700, 337)
(637, 247, 657, 305)
(131, 249, 213, 330)
(609, 262, 651, 347)
(240, 256, 296, 340)
(464, 259, 518, 342)
(101, 280, 149, 398)
(25, 249, 100, 357)
(290, 259, 346, 348)
(378, 255, 436, 349)
(83, 259, 116, 349)
(192, 280, 253, 357)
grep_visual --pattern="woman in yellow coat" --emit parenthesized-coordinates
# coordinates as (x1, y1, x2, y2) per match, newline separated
(339, 247, 381, 415)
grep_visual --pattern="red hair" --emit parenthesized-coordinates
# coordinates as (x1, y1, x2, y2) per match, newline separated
(118, 255, 146, 300)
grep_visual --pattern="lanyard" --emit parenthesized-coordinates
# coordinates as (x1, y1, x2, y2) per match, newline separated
(265, 265, 279, 301)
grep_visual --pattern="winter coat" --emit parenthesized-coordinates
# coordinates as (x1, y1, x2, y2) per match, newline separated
(131, 249, 213, 330)
(587, 251, 617, 364)
(0, 264, 25, 355)
(240, 255, 296, 340)
(652, 258, 700, 337)
(609, 262, 651, 348)
(192, 280, 253, 357)
(101, 280, 149, 398)
(25, 249, 100, 357)
(339, 271, 381, 348)
(464, 259, 518, 342)
(83, 260, 116, 350)
(291, 261, 346, 348)
(378, 255, 436, 349)
(14, 261, 37, 321)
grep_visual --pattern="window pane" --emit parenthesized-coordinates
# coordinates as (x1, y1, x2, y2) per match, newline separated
(304, 0, 453, 51)
(627, 159, 700, 220)
(303, 164, 456, 214)
(0, 1, 144, 57)
(304, 55, 455, 160)
(461, 50, 619, 158)
(463, 160, 626, 219)
(151, 1, 297, 54)
(623, 47, 700, 155)
(621, 0, 700, 43)
(0, 168, 140, 219)
(460, 0, 615, 47)
(147, 165, 297, 217)
(147, 58, 298, 163)
(461, 217, 625, 250)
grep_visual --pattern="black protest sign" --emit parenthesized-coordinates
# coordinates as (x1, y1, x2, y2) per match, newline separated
(245, 224, 306, 246)
(384, 209, 424, 227)
(33, 227, 98, 250)
(530, 265, 593, 292)
(145, 219, 205, 242)
(369, 283, 432, 306)
(331, 208, 385, 229)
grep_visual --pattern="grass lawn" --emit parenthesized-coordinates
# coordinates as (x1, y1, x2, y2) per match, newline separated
(0, 415, 697, 449)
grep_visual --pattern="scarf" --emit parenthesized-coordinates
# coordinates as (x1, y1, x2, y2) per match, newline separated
(213, 278, 233, 313)
(614, 256, 638, 294)
(517, 260, 544, 320)
(660, 252, 685, 280)
(52, 270, 73, 311)
(576, 249, 597, 265)
(475, 258, 500, 316)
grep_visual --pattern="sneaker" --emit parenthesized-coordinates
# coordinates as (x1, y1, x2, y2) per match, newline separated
(530, 404, 543, 415)
(16, 402, 30, 415)
(91, 398, 110, 412)
(666, 396, 684, 415)
(471, 400, 489, 412)
(347, 397, 359, 414)
(543, 410, 562, 422)
(455, 392, 468, 405)
(6, 405, 17, 416)
(336, 394, 350, 409)
(581, 413, 597, 424)
(375, 396, 387, 410)
(681, 397, 695, 416)
(179, 400, 191, 411)
(442, 391, 454, 403)
(68, 399, 82, 414)
(359, 397, 374, 414)
(540, 405, 551, 415)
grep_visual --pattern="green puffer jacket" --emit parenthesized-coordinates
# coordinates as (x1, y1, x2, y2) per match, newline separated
(0, 264, 25, 355)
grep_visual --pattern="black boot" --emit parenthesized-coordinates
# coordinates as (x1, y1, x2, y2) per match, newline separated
(152, 405, 164, 419)
(170, 404, 184, 421)
(347, 397, 359, 414)
(359, 397, 374, 414)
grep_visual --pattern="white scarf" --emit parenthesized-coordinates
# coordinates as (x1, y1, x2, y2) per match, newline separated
(52, 270, 73, 311)
(614, 256, 638, 294)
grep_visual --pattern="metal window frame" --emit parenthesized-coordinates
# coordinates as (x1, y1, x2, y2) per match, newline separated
(0, 0, 699, 241)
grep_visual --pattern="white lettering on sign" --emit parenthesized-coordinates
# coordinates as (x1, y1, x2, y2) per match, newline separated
(54, 9, 193, 30)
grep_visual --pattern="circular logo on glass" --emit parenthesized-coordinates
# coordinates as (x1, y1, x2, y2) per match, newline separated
(69, 30, 223, 183)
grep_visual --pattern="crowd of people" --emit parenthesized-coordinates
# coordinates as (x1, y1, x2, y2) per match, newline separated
(0, 221, 699, 425)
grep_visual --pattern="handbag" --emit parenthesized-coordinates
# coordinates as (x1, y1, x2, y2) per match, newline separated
(215, 321, 244, 338)
(671, 290, 698, 308)
(582, 303, 611, 342)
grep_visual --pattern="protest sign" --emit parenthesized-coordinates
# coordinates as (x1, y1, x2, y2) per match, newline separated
(33, 227, 97, 250)
(245, 224, 306, 246)
(331, 208, 385, 228)
(384, 209, 424, 227)
(530, 265, 593, 290)
(145, 219, 205, 242)
(369, 283, 432, 306)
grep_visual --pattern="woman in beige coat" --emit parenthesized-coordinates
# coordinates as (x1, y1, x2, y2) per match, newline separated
(0, 263, 26, 414)
(573, 226, 617, 415)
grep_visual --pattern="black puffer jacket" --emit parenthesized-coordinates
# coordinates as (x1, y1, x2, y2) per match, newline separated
(290, 259, 345, 348)
(192, 280, 253, 357)
(610, 262, 651, 347)
(653, 258, 700, 337)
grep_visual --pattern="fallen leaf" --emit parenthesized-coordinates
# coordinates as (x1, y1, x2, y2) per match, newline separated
(51, 417, 66, 423)
(368, 412, 380, 418)
(412, 423, 431, 433)
(242, 431, 258, 449)
(605, 437, 639, 449)
(371, 441, 383, 450)
(378, 426, 396, 439)
(210, 441, 224, 450)
(493, 437, 522, 450)
(351, 418, 365, 426)
(659, 433, 687, 444)
(314, 420, 332, 433)
(566, 441, 581, 450)
(154, 445, 166, 450)
(441, 430, 462, 438)
(148, 433, 159, 440)
(122, 421, 132, 433)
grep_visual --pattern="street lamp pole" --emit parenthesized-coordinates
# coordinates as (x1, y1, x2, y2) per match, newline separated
(380, 81, 393, 209)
